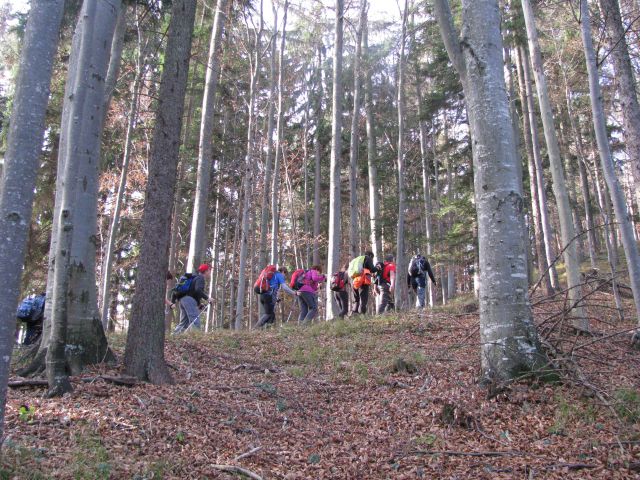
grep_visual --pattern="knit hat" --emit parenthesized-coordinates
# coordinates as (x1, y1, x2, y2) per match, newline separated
(197, 264, 211, 273)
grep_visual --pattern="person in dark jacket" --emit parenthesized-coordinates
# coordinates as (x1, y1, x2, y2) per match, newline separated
(171, 264, 212, 333)
(350, 251, 376, 315)
(333, 263, 350, 318)
(407, 254, 436, 309)
(256, 266, 298, 328)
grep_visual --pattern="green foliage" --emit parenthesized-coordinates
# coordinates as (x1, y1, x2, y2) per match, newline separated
(614, 388, 640, 424)
(18, 405, 35, 423)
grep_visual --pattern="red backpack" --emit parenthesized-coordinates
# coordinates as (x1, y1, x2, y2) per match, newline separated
(254, 265, 277, 294)
(290, 269, 307, 290)
(330, 271, 346, 291)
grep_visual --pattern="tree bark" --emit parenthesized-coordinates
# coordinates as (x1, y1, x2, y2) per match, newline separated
(325, 0, 344, 319)
(394, 0, 410, 310)
(434, 0, 545, 383)
(186, 0, 228, 271)
(348, 0, 366, 259)
(363, 15, 382, 262)
(101, 12, 145, 330)
(270, 0, 289, 266)
(235, 1, 264, 330)
(313, 44, 324, 267)
(579, 0, 640, 326)
(0, 0, 65, 431)
(514, 46, 553, 295)
(259, 9, 278, 267)
(521, 0, 587, 330)
(124, 0, 196, 383)
(599, 0, 640, 211)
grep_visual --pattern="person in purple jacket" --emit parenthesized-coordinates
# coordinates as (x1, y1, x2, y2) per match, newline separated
(298, 265, 326, 325)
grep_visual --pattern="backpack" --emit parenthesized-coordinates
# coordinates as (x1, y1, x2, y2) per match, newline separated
(408, 256, 425, 278)
(330, 271, 346, 291)
(352, 269, 372, 289)
(381, 261, 395, 283)
(16, 294, 46, 324)
(173, 273, 195, 299)
(254, 265, 277, 294)
(290, 269, 307, 290)
(347, 255, 366, 278)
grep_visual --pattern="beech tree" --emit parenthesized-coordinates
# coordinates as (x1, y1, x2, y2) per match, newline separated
(124, 0, 197, 383)
(325, 0, 344, 320)
(578, 0, 640, 327)
(0, 0, 65, 437)
(434, 0, 545, 381)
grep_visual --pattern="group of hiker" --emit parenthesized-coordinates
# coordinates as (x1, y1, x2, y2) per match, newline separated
(253, 251, 437, 328)
(15, 253, 436, 338)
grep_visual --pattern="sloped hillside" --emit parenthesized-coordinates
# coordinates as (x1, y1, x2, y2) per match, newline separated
(3, 294, 640, 479)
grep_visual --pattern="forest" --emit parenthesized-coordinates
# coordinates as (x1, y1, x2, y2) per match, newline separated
(0, 0, 640, 477)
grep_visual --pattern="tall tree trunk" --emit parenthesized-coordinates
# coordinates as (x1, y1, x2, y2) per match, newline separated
(348, 0, 366, 259)
(124, 0, 196, 383)
(102, 3, 126, 118)
(579, 0, 640, 327)
(0, 0, 64, 430)
(41, 0, 121, 385)
(599, 0, 640, 210)
(363, 16, 382, 262)
(101, 13, 145, 330)
(186, 0, 229, 271)
(312, 44, 324, 267)
(258, 9, 278, 268)
(515, 46, 553, 294)
(521, 0, 587, 330)
(560, 71, 599, 270)
(434, 0, 545, 383)
(236, 3, 265, 329)
(270, 0, 289, 265)
(518, 46, 560, 291)
(325, 0, 344, 320)
(394, 0, 410, 310)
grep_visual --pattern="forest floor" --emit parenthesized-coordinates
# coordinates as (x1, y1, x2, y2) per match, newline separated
(3, 288, 640, 479)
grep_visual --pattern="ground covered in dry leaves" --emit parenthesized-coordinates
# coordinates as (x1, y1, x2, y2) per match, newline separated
(3, 292, 640, 479)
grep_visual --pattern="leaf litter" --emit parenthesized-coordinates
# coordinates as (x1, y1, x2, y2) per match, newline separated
(3, 291, 639, 478)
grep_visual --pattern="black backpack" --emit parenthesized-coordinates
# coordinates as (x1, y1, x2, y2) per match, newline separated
(408, 256, 425, 277)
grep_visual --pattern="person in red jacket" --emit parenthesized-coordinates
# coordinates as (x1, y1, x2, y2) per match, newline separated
(297, 265, 326, 325)
(376, 254, 396, 314)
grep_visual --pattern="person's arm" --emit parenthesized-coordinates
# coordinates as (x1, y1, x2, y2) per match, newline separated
(389, 269, 396, 292)
(280, 282, 297, 296)
(425, 260, 436, 284)
(193, 275, 210, 303)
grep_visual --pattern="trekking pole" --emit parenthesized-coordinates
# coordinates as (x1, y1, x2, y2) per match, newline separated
(184, 303, 210, 332)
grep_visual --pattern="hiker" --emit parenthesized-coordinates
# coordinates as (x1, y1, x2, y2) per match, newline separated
(16, 292, 45, 345)
(348, 251, 376, 315)
(375, 254, 396, 314)
(170, 264, 212, 333)
(407, 254, 436, 309)
(295, 265, 326, 325)
(331, 263, 350, 318)
(255, 266, 298, 328)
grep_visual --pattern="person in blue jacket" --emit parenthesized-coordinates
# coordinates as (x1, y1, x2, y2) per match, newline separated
(256, 266, 298, 328)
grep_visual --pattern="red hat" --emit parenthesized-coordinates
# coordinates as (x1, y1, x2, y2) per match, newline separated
(197, 264, 211, 273)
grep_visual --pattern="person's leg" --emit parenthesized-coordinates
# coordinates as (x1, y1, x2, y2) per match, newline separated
(377, 283, 389, 314)
(359, 285, 370, 314)
(181, 296, 202, 330)
(302, 292, 318, 323)
(174, 301, 189, 333)
(297, 295, 308, 323)
(257, 292, 274, 327)
(337, 291, 348, 317)
(350, 282, 359, 315)
(416, 285, 426, 309)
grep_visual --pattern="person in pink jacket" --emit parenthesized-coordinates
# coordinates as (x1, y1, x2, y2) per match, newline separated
(298, 265, 326, 325)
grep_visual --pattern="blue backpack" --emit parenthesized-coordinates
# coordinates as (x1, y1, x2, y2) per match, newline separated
(16, 294, 46, 324)
(173, 274, 195, 299)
